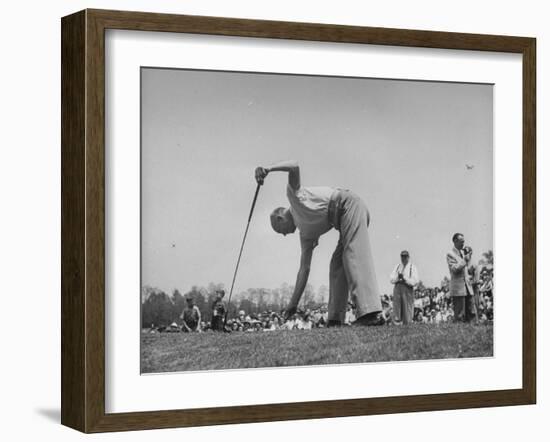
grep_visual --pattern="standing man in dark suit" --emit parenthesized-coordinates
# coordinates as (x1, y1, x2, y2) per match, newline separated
(211, 290, 226, 331)
(446, 233, 475, 322)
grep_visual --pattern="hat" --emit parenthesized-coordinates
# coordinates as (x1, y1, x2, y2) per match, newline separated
(400, 250, 410, 256)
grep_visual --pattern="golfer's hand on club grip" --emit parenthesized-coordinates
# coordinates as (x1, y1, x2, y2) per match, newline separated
(255, 166, 269, 185)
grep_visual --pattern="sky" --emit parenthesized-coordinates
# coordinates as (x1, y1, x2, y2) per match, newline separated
(141, 68, 493, 297)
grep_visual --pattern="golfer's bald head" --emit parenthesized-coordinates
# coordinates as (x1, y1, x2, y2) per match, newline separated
(270, 207, 296, 235)
(270, 207, 287, 232)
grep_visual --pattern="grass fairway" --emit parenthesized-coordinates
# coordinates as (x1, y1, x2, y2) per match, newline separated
(141, 322, 493, 373)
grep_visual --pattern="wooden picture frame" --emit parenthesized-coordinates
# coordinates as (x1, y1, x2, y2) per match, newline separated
(61, 8, 536, 433)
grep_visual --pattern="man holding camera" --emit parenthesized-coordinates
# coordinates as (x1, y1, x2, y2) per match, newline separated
(390, 250, 419, 325)
(446, 233, 476, 322)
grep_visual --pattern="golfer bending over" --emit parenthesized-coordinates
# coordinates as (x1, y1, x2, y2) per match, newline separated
(255, 161, 383, 326)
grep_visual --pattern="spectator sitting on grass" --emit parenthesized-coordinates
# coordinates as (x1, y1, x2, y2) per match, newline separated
(271, 316, 282, 330)
(281, 314, 296, 330)
(433, 306, 443, 324)
(302, 313, 313, 330)
(292, 313, 305, 330)
(344, 303, 356, 325)
(381, 302, 393, 324)
(180, 296, 201, 332)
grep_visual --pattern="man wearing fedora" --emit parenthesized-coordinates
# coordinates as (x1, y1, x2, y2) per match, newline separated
(255, 160, 383, 327)
(390, 250, 419, 325)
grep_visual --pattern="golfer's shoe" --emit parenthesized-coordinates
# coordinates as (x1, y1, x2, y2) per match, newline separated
(352, 312, 385, 327)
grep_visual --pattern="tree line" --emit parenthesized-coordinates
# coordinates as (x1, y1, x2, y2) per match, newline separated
(141, 282, 328, 328)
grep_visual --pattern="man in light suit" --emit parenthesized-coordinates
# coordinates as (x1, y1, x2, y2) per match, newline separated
(446, 233, 476, 322)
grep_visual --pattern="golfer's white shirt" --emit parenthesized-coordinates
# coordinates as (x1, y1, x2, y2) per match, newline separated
(286, 184, 334, 240)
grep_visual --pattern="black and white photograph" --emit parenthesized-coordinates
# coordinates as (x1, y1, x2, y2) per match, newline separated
(140, 67, 494, 374)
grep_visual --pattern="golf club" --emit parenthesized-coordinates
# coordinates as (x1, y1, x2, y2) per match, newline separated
(224, 182, 262, 328)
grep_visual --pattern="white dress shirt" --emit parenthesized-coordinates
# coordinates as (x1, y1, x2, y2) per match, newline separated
(390, 262, 420, 287)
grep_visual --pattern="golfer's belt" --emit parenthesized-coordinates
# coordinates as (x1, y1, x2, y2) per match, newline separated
(327, 189, 344, 231)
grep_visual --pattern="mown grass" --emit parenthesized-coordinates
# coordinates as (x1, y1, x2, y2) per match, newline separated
(141, 322, 493, 373)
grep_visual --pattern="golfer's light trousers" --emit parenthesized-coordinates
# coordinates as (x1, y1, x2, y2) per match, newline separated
(328, 191, 382, 323)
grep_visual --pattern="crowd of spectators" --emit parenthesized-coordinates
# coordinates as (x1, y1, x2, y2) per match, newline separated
(149, 306, 353, 333)
(382, 265, 494, 325)
(147, 266, 493, 333)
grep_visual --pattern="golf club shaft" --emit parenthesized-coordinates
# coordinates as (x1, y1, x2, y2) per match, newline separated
(224, 183, 261, 327)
